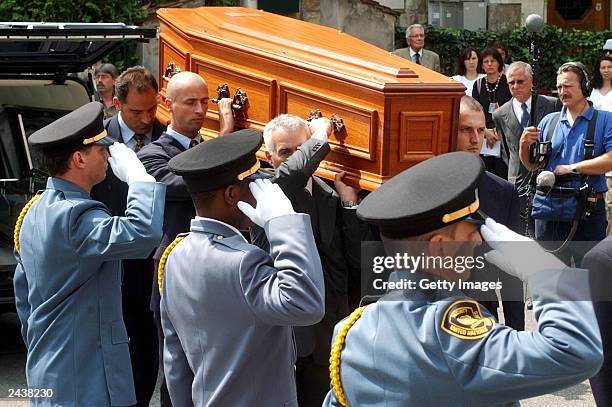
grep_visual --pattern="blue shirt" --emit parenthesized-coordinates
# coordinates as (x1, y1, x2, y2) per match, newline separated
(538, 103, 612, 193)
(166, 126, 199, 150)
(118, 112, 152, 150)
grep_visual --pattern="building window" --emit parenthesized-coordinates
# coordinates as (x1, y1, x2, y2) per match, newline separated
(555, 0, 592, 20)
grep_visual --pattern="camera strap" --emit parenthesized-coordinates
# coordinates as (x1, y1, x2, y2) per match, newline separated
(584, 109, 598, 161)
(545, 112, 560, 142)
(545, 109, 598, 160)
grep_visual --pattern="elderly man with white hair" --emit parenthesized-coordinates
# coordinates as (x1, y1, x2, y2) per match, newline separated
(252, 113, 364, 406)
(393, 24, 441, 72)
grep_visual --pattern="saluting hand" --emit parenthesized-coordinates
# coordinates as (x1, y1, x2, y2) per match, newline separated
(237, 179, 295, 228)
(108, 142, 156, 184)
(480, 218, 566, 281)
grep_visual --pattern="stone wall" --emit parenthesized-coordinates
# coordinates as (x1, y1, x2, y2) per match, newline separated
(488, 0, 545, 23)
(487, 3, 522, 31)
(139, 0, 210, 82)
(399, 0, 428, 26)
(301, 0, 321, 24)
(319, 0, 399, 51)
(140, 0, 399, 79)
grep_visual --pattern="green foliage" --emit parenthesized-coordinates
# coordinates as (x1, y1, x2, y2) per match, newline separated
(396, 25, 612, 91)
(0, 0, 149, 70)
(0, 0, 148, 24)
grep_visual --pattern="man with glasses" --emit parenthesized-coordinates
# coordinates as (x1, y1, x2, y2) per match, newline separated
(493, 62, 561, 190)
(393, 24, 441, 72)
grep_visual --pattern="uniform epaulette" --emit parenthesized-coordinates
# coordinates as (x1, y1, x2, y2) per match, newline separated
(158, 234, 187, 295)
(13, 194, 41, 255)
(329, 305, 367, 407)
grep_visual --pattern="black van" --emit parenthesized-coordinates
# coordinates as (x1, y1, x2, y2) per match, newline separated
(0, 22, 155, 313)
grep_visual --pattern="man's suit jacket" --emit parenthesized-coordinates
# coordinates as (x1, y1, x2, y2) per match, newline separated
(492, 95, 561, 185)
(472, 171, 524, 330)
(161, 216, 324, 407)
(392, 47, 441, 72)
(583, 237, 612, 407)
(138, 133, 193, 262)
(251, 139, 362, 363)
(92, 115, 166, 216)
(91, 116, 166, 305)
(479, 171, 521, 231)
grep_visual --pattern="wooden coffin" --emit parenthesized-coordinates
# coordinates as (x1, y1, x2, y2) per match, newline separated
(156, 7, 465, 190)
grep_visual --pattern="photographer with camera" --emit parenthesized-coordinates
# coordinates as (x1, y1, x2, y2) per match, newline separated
(519, 62, 612, 265)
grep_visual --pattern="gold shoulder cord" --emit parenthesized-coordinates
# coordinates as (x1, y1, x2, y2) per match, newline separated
(157, 235, 186, 295)
(329, 305, 367, 407)
(13, 194, 41, 255)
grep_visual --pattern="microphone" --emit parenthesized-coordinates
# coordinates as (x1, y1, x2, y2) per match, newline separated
(525, 14, 544, 34)
(536, 170, 555, 191)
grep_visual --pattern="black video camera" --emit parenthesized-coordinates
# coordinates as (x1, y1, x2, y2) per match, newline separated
(580, 184, 598, 219)
(529, 140, 551, 164)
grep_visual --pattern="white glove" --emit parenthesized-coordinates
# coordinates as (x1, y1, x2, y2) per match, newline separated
(237, 178, 295, 228)
(108, 142, 156, 184)
(309, 117, 332, 143)
(480, 217, 566, 281)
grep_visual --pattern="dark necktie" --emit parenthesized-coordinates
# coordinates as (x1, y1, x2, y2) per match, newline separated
(414, 53, 421, 65)
(133, 133, 145, 152)
(189, 139, 199, 148)
(520, 103, 530, 128)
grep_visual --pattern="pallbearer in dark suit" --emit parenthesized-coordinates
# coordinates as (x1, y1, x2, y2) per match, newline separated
(253, 114, 363, 406)
(90, 66, 166, 407)
(137, 71, 234, 407)
(456, 95, 524, 330)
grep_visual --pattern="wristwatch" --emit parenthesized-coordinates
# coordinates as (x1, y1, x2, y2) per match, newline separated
(570, 163, 579, 174)
(341, 199, 360, 208)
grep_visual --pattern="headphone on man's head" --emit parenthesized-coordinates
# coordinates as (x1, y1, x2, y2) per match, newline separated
(559, 62, 591, 97)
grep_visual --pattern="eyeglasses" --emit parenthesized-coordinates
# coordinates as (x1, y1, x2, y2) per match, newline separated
(508, 80, 526, 86)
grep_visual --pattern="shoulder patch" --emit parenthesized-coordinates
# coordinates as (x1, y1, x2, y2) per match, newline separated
(440, 300, 495, 340)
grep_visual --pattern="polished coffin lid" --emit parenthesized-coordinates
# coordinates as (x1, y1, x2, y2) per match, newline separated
(156, 7, 465, 190)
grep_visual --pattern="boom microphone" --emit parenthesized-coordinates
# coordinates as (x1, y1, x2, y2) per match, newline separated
(536, 170, 555, 190)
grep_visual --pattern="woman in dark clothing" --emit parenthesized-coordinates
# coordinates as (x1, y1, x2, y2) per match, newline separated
(472, 47, 511, 179)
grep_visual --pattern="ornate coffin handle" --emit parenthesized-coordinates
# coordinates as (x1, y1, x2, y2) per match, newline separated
(307, 109, 323, 121)
(232, 88, 248, 111)
(212, 84, 248, 112)
(307, 109, 345, 134)
(330, 114, 345, 134)
(162, 62, 181, 82)
(211, 83, 231, 104)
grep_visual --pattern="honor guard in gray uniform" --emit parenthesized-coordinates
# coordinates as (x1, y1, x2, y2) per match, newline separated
(159, 129, 325, 406)
(13, 102, 166, 406)
(323, 152, 603, 407)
